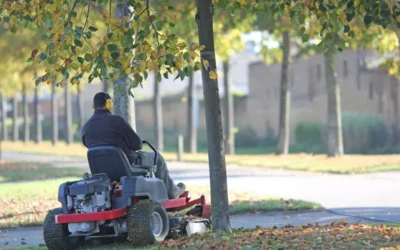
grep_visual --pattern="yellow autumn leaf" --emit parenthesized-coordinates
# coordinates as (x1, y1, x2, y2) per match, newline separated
(71, 62, 79, 70)
(237, 0, 247, 7)
(209, 70, 218, 80)
(139, 62, 147, 72)
(176, 60, 183, 70)
(147, 61, 156, 71)
(189, 51, 197, 60)
(177, 42, 187, 49)
(47, 4, 57, 12)
(191, 43, 199, 50)
(203, 59, 210, 70)
(389, 66, 396, 75)
(124, 68, 132, 74)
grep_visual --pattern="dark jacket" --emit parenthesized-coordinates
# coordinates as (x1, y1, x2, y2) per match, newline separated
(81, 109, 142, 164)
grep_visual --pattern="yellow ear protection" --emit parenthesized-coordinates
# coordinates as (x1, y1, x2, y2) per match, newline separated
(93, 92, 113, 112)
(104, 93, 113, 111)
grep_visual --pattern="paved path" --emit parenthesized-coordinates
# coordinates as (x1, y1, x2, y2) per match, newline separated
(4, 151, 400, 208)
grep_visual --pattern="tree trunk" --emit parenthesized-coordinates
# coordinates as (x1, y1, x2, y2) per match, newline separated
(276, 31, 291, 155)
(223, 60, 234, 155)
(103, 68, 110, 93)
(195, 0, 231, 233)
(391, 76, 400, 145)
(324, 53, 344, 157)
(153, 69, 163, 151)
(393, 35, 400, 145)
(64, 82, 73, 144)
(0, 94, 7, 141)
(12, 94, 18, 142)
(77, 84, 84, 131)
(186, 75, 197, 153)
(22, 84, 30, 143)
(51, 82, 58, 145)
(114, 2, 136, 130)
(34, 85, 42, 143)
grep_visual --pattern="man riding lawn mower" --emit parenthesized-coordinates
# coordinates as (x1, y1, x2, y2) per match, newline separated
(42, 92, 211, 249)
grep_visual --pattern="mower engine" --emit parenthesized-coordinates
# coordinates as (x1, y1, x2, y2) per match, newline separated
(62, 173, 112, 235)
(68, 184, 111, 213)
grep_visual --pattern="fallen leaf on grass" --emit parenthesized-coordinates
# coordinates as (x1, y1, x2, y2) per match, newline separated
(159, 222, 400, 249)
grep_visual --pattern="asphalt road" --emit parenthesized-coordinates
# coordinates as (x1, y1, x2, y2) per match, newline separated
(3, 151, 400, 208)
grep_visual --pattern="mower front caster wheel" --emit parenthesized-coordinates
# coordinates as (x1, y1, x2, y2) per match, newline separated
(43, 208, 85, 250)
(127, 200, 169, 246)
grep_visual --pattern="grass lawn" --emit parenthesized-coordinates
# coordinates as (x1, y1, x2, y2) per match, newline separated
(0, 161, 83, 182)
(19, 222, 400, 250)
(0, 161, 322, 228)
(3, 141, 400, 174)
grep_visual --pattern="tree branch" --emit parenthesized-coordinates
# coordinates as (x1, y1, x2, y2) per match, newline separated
(146, 0, 160, 54)
(65, 0, 79, 27)
(84, 3, 91, 30)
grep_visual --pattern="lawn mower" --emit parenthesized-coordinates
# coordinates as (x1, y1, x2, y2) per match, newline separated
(42, 140, 211, 250)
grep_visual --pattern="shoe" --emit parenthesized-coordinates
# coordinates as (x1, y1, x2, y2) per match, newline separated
(174, 182, 186, 198)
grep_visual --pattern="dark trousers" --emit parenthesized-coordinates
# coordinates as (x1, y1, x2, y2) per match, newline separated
(133, 151, 179, 199)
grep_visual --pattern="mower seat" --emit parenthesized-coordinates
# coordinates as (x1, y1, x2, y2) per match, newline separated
(87, 146, 148, 182)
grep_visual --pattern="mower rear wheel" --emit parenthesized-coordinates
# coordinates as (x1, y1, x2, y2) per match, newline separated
(43, 208, 85, 250)
(127, 200, 169, 246)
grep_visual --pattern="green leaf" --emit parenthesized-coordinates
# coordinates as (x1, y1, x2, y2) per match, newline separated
(179, 70, 185, 81)
(47, 56, 57, 65)
(364, 15, 373, 26)
(61, 67, 68, 75)
(107, 44, 118, 52)
(156, 72, 162, 82)
(319, 4, 327, 12)
(301, 34, 310, 43)
(74, 39, 83, 47)
(137, 53, 147, 60)
(187, 66, 193, 76)
(299, 27, 306, 36)
(77, 57, 84, 64)
(111, 52, 120, 59)
(163, 72, 169, 79)
(85, 53, 92, 62)
(344, 25, 350, 33)
(47, 42, 55, 51)
(183, 52, 189, 61)
(45, 19, 53, 29)
(122, 33, 133, 47)
(88, 26, 98, 32)
(62, 43, 69, 51)
(348, 31, 355, 38)
(38, 52, 47, 62)
(88, 73, 94, 83)
(84, 31, 92, 39)
(10, 26, 17, 33)
(155, 21, 163, 31)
